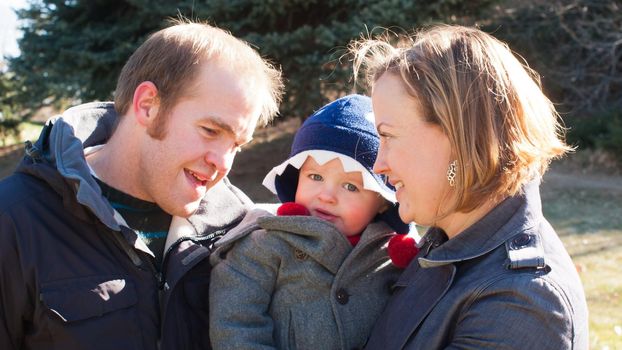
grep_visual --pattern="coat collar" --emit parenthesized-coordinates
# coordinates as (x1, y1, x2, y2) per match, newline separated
(28, 102, 124, 231)
(21, 102, 250, 257)
(365, 180, 546, 349)
(215, 208, 392, 274)
(418, 179, 542, 268)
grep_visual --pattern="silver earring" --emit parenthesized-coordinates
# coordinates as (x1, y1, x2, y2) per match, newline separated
(447, 160, 457, 187)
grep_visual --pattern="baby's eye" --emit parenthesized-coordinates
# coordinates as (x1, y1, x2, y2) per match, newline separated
(308, 174, 323, 181)
(343, 183, 359, 192)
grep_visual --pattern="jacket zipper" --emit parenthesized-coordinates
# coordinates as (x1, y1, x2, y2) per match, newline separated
(159, 217, 243, 290)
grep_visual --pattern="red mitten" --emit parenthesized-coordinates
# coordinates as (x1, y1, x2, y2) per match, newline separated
(388, 234, 419, 268)
(277, 202, 310, 216)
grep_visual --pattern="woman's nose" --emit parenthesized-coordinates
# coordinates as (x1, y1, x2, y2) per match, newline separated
(373, 149, 388, 175)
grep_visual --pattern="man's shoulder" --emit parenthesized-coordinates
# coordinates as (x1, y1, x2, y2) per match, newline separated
(201, 177, 253, 209)
(186, 178, 254, 236)
(0, 172, 54, 213)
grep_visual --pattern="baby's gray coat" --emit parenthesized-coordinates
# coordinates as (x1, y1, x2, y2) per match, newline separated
(209, 209, 401, 349)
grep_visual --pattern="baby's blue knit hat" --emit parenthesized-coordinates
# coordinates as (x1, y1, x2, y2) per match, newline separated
(263, 94, 409, 233)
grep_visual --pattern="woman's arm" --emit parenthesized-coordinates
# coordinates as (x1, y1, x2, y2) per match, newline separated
(446, 274, 579, 350)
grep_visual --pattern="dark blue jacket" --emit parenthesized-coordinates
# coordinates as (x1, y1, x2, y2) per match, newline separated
(364, 181, 589, 349)
(0, 102, 252, 349)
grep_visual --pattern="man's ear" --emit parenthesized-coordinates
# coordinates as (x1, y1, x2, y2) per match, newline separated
(132, 81, 160, 128)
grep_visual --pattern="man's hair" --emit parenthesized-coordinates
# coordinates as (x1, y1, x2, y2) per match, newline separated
(114, 19, 283, 136)
(351, 25, 572, 213)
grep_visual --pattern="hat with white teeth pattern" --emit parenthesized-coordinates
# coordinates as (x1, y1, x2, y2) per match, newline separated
(262, 94, 409, 233)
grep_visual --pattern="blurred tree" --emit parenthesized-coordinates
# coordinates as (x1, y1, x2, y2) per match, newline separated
(9, 0, 197, 112)
(0, 70, 22, 143)
(9, 0, 497, 120)
(484, 0, 622, 154)
(485, 0, 622, 114)
(197, 0, 497, 118)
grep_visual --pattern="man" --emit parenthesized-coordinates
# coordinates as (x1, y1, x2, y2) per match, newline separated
(0, 20, 283, 349)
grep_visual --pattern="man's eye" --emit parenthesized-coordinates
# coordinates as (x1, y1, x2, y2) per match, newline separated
(201, 126, 219, 136)
(308, 174, 322, 181)
(343, 183, 359, 192)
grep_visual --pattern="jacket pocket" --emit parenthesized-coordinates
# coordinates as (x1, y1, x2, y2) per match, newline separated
(41, 277, 136, 322)
(39, 276, 142, 349)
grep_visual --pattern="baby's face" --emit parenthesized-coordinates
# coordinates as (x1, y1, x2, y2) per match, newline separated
(295, 157, 386, 237)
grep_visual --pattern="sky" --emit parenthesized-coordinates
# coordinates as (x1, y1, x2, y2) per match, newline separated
(0, 0, 27, 59)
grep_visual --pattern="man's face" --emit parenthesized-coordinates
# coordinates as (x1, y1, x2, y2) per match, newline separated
(137, 63, 261, 217)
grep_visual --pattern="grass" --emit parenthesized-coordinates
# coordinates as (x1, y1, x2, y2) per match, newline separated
(0, 121, 43, 147)
(19, 121, 45, 144)
(0, 121, 43, 178)
(541, 173, 622, 349)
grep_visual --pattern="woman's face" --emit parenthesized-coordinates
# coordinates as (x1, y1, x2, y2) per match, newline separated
(371, 73, 453, 226)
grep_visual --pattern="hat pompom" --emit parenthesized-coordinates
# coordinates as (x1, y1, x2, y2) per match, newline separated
(277, 202, 310, 216)
(388, 234, 419, 268)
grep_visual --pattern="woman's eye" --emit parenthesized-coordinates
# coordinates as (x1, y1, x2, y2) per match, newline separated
(344, 183, 359, 192)
(308, 174, 322, 181)
(379, 132, 392, 140)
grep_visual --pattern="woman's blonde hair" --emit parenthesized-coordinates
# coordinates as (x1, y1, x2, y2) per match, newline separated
(351, 25, 572, 212)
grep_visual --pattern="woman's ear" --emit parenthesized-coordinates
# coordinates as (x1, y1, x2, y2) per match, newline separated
(132, 81, 160, 128)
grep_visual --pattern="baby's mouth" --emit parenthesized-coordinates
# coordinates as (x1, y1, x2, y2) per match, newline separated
(313, 208, 337, 221)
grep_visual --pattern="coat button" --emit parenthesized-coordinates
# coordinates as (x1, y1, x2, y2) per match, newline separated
(512, 233, 532, 248)
(336, 288, 349, 304)
(294, 248, 307, 260)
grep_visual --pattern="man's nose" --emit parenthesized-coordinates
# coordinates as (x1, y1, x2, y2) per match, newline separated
(204, 142, 238, 175)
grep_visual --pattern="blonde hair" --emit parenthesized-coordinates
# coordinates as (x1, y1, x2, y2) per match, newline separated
(115, 19, 283, 137)
(352, 25, 572, 212)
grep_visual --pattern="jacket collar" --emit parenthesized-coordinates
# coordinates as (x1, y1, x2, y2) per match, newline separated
(216, 208, 392, 274)
(30, 102, 121, 231)
(418, 179, 542, 268)
(20, 102, 250, 256)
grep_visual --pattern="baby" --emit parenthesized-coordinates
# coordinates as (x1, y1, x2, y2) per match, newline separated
(209, 94, 415, 349)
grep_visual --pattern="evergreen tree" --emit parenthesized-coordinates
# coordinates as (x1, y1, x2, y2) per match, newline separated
(10, 0, 496, 120)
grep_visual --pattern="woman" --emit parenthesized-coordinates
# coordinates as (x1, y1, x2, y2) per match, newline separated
(352, 25, 589, 349)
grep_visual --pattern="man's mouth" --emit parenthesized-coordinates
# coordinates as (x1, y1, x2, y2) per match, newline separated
(186, 169, 209, 186)
(394, 181, 404, 190)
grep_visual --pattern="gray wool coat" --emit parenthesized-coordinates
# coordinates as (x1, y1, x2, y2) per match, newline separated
(209, 209, 402, 350)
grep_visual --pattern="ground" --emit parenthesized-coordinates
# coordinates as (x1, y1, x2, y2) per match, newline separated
(1, 119, 621, 349)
